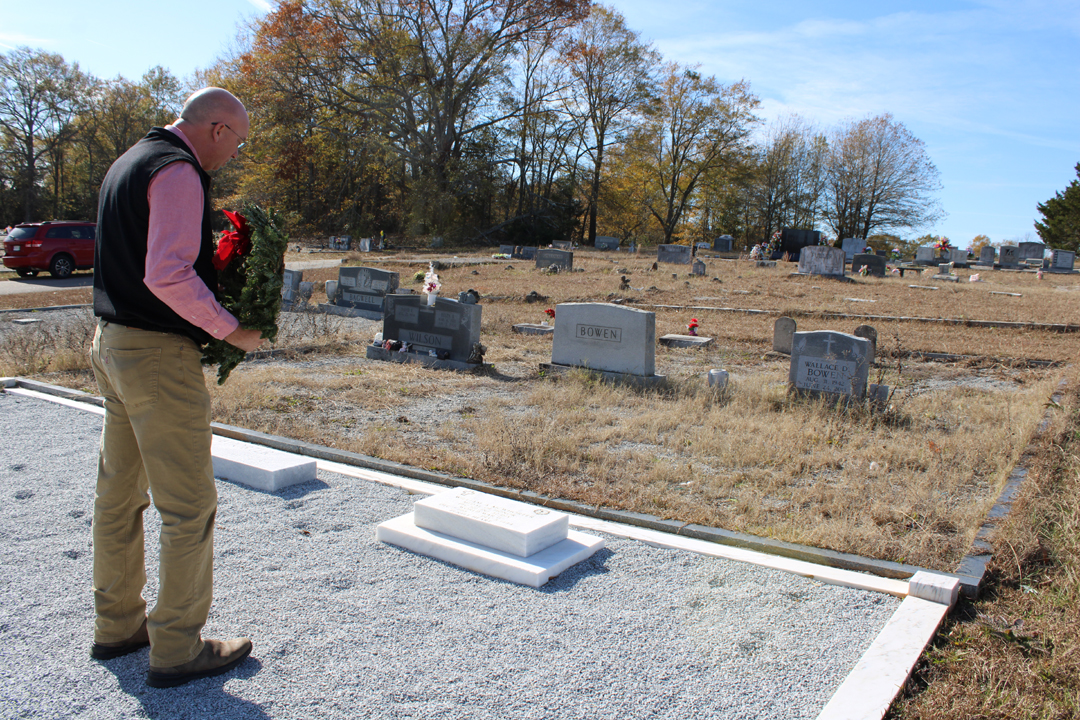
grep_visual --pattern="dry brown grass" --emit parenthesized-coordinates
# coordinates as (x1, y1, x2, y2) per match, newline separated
(5, 249, 1075, 571)
(888, 383, 1080, 719)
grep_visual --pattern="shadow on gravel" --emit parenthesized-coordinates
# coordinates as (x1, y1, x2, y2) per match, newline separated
(214, 477, 331, 499)
(540, 547, 613, 593)
(102, 654, 269, 719)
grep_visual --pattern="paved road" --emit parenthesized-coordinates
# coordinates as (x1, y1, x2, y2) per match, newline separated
(0, 273, 94, 295)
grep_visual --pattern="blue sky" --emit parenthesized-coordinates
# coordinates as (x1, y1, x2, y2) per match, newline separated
(3, 0, 1077, 247)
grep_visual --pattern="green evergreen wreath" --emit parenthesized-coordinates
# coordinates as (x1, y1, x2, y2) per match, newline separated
(201, 205, 289, 384)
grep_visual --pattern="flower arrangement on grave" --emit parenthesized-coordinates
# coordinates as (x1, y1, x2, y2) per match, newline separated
(687, 318, 699, 336)
(543, 307, 555, 325)
(749, 244, 763, 261)
(201, 206, 289, 385)
(934, 236, 951, 253)
(890, 247, 902, 260)
(423, 263, 441, 296)
(859, 265, 870, 276)
(763, 230, 781, 258)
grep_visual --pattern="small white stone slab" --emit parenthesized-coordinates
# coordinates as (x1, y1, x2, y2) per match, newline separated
(413, 488, 568, 557)
(907, 571, 959, 607)
(658, 334, 713, 348)
(377, 512, 604, 588)
(211, 436, 317, 492)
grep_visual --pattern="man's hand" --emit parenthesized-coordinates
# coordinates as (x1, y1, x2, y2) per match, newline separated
(224, 326, 265, 352)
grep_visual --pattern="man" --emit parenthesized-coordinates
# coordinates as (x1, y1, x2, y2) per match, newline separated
(88, 87, 264, 688)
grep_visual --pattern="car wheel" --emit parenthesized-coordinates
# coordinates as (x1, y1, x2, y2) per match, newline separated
(49, 254, 75, 279)
(15, 268, 39, 278)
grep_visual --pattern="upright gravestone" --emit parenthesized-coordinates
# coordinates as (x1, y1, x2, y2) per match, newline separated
(841, 238, 864, 262)
(713, 235, 734, 252)
(498, 244, 515, 256)
(512, 246, 538, 261)
(1018, 242, 1046, 263)
(914, 246, 936, 265)
(949, 248, 969, 267)
(547, 303, 663, 384)
(998, 245, 1019, 268)
(535, 248, 573, 270)
(692, 259, 706, 276)
(1051, 249, 1076, 272)
(552, 240, 573, 250)
(327, 266, 400, 319)
(595, 236, 620, 251)
(978, 246, 996, 266)
(773, 317, 796, 354)
(656, 244, 692, 265)
(850, 254, 886, 277)
(789, 330, 871, 401)
(281, 268, 303, 305)
(377, 294, 482, 364)
(359, 237, 372, 252)
(797, 246, 846, 277)
(853, 325, 878, 362)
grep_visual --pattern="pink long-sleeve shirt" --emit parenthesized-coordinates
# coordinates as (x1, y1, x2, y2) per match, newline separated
(143, 125, 239, 340)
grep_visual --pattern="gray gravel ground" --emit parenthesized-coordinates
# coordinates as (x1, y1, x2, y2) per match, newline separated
(0, 391, 899, 720)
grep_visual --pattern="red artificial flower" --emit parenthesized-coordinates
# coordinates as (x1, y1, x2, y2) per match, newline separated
(213, 210, 252, 271)
(544, 308, 555, 319)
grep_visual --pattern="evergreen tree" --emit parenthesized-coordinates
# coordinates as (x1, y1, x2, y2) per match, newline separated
(1035, 163, 1080, 252)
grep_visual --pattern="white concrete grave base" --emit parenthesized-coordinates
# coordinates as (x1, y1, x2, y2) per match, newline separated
(211, 435, 318, 492)
(413, 487, 569, 557)
(377, 513, 604, 588)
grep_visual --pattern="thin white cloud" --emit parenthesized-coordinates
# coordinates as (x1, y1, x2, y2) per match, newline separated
(246, 0, 273, 11)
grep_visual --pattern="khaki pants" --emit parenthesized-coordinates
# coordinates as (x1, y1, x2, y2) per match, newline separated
(90, 321, 216, 667)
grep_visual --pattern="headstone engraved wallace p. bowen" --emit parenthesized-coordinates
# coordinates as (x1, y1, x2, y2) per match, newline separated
(789, 330, 871, 400)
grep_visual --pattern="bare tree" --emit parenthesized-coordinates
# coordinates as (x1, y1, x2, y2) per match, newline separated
(562, 5, 657, 246)
(631, 64, 758, 244)
(0, 47, 86, 221)
(822, 113, 943, 242)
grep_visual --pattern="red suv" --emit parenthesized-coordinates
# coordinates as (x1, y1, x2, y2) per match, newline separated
(2, 221, 96, 278)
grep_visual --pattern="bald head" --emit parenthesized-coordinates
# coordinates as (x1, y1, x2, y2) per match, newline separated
(173, 87, 249, 172)
(179, 87, 246, 125)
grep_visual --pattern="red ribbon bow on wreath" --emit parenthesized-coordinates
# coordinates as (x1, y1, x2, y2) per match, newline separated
(213, 209, 252, 271)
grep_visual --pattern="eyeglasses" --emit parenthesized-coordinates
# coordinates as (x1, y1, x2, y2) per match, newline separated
(212, 121, 246, 151)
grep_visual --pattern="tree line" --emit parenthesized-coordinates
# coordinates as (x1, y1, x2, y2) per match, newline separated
(2, 1, 948, 251)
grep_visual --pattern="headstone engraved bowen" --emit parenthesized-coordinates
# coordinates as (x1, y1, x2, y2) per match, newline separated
(535, 248, 573, 270)
(978, 247, 996, 265)
(379, 294, 482, 364)
(850, 254, 886, 277)
(998, 245, 1018, 267)
(713, 235, 734, 252)
(547, 302, 663, 384)
(656, 244, 692, 265)
(915, 246, 936, 265)
(1051, 249, 1076, 271)
(841, 238, 864, 262)
(595, 236, 620, 251)
(773, 317, 797, 354)
(797, 246, 846, 277)
(327, 266, 400, 319)
(789, 330, 871, 400)
(376, 488, 604, 588)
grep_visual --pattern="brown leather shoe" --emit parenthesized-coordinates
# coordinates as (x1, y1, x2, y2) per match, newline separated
(91, 618, 150, 660)
(146, 637, 253, 688)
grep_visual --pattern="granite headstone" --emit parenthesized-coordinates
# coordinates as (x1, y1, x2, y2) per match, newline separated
(656, 244, 692, 265)
(789, 330, 871, 400)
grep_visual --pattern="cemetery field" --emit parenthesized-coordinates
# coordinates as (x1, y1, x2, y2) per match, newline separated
(1, 249, 1077, 575)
